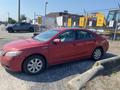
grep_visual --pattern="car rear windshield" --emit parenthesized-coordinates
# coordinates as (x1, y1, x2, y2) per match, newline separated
(33, 30, 59, 42)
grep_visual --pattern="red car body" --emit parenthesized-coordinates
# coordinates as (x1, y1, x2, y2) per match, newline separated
(0, 28, 109, 72)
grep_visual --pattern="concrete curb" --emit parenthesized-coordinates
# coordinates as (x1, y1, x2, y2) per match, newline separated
(67, 65, 104, 90)
(93, 56, 120, 69)
(67, 56, 120, 90)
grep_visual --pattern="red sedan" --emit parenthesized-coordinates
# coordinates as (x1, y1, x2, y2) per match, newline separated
(0, 28, 109, 74)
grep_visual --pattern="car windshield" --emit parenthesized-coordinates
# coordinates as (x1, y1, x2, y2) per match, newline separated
(33, 30, 59, 42)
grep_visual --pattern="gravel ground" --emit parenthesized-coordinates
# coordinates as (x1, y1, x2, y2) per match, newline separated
(0, 28, 120, 90)
(0, 30, 33, 40)
(83, 41, 120, 90)
(83, 66, 120, 90)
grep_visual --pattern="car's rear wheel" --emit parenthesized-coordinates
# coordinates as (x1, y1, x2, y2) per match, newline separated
(22, 55, 46, 75)
(92, 48, 103, 61)
(29, 27, 34, 32)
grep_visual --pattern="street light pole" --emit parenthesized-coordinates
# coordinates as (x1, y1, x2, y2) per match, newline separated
(45, 0, 48, 16)
(18, 0, 21, 22)
(44, 0, 48, 26)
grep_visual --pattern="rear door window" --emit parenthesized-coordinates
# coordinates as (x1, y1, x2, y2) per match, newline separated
(76, 30, 94, 40)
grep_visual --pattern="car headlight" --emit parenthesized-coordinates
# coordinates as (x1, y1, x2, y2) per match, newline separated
(5, 51, 22, 57)
(0, 50, 3, 56)
(0, 50, 5, 56)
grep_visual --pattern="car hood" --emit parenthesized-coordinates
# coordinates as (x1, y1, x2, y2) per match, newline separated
(3, 38, 45, 51)
(6, 24, 14, 28)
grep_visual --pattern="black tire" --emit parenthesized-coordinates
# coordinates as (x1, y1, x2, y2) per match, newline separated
(29, 27, 34, 32)
(92, 48, 103, 61)
(22, 55, 46, 75)
(8, 28, 14, 33)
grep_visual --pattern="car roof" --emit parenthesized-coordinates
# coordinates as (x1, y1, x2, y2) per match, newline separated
(53, 27, 92, 32)
(52, 28, 98, 36)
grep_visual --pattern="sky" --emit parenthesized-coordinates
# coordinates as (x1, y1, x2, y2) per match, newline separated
(0, 0, 119, 21)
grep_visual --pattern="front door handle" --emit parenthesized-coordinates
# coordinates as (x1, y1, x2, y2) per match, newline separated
(73, 43, 82, 46)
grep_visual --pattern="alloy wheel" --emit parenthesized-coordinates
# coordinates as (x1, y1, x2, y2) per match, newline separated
(27, 58, 43, 74)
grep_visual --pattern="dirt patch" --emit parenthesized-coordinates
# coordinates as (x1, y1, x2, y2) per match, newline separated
(108, 41, 120, 55)
(83, 66, 120, 90)
(83, 41, 120, 90)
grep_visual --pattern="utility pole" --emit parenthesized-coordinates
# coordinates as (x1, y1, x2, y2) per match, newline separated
(84, 9, 88, 29)
(113, 19, 118, 41)
(33, 12, 36, 32)
(7, 12, 10, 22)
(18, 0, 21, 22)
(34, 12, 36, 21)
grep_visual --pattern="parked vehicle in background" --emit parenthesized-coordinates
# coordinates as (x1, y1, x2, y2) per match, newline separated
(33, 25, 48, 36)
(6, 22, 35, 33)
(0, 28, 109, 74)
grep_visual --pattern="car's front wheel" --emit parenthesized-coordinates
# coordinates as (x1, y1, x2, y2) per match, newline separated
(7, 28, 14, 33)
(22, 55, 46, 74)
(92, 48, 103, 61)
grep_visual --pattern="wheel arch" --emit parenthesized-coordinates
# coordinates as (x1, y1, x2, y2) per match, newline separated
(28, 27, 34, 32)
(22, 53, 48, 71)
(94, 46, 104, 55)
(7, 27, 14, 32)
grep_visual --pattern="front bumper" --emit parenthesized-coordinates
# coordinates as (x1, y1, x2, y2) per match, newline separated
(0, 55, 24, 72)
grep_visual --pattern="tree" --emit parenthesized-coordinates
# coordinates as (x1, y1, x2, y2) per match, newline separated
(8, 18, 16, 24)
(20, 14, 27, 21)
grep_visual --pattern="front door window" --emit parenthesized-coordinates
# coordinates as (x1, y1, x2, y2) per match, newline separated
(59, 30, 75, 42)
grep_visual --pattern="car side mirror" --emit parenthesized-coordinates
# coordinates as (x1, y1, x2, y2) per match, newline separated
(53, 38, 61, 44)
